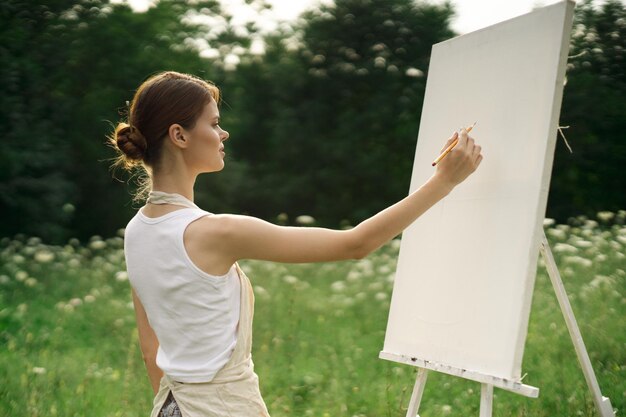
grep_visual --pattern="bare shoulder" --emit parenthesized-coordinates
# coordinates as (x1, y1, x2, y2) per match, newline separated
(183, 214, 244, 275)
(185, 213, 247, 241)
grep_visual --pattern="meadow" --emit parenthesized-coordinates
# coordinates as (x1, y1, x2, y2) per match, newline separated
(0, 212, 624, 417)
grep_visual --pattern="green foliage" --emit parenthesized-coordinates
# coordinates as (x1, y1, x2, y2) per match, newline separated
(220, 0, 456, 225)
(0, 0, 623, 241)
(549, 0, 626, 220)
(0, 215, 624, 415)
(0, 0, 250, 242)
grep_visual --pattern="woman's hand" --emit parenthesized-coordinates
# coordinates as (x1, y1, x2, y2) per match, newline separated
(433, 128, 483, 189)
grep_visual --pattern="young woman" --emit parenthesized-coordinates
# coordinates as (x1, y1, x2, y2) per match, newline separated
(109, 71, 482, 417)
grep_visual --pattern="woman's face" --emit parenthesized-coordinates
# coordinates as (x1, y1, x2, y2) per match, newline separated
(183, 98, 229, 173)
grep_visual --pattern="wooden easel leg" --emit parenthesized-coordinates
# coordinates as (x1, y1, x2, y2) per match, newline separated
(540, 233, 615, 417)
(406, 368, 428, 417)
(479, 383, 493, 417)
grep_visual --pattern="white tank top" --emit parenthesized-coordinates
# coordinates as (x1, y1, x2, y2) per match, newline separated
(123, 207, 241, 383)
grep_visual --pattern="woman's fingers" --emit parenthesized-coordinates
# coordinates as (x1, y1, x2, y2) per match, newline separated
(457, 127, 469, 148)
(440, 131, 459, 153)
(475, 153, 484, 168)
(473, 145, 483, 169)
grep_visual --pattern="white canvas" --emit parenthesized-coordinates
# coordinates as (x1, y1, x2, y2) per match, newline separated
(381, 0, 575, 381)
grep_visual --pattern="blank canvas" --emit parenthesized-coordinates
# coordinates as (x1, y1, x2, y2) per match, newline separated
(381, 0, 575, 381)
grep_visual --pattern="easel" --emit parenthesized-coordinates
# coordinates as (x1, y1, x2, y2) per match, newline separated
(395, 232, 615, 417)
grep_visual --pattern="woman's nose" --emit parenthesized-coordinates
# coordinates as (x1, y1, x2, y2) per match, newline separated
(221, 129, 229, 141)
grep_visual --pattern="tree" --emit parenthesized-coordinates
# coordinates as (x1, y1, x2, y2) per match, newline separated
(222, 0, 456, 226)
(0, 0, 252, 242)
(549, 0, 626, 220)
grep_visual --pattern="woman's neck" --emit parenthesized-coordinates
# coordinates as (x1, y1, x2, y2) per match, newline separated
(150, 174, 196, 202)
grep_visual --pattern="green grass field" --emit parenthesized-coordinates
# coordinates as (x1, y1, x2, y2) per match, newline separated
(0, 212, 624, 417)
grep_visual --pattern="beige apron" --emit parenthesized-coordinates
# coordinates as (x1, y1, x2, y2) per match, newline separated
(149, 263, 270, 417)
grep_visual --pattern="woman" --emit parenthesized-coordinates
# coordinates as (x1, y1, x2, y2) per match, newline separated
(109, 71, 482, 417)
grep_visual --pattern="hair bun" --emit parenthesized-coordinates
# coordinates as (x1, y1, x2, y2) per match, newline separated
(116, 124, 147, 161)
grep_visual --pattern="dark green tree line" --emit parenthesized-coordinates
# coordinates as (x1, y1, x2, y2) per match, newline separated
(0, 0, 623, 243)
(217, 0, 456, 225)
(550, 0, 626, 220)
(0, 0, 252, 241)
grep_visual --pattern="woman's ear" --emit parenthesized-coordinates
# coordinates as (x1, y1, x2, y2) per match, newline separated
(168, 124, 188, 149)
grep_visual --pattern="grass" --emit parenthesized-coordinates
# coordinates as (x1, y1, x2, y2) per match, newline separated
(0, 211, 624, 416)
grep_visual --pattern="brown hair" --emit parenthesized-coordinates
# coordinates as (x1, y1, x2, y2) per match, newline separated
(107, 71, 220, 202)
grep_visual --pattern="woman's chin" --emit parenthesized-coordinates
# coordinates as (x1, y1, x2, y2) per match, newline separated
(203, 162, 225, 173)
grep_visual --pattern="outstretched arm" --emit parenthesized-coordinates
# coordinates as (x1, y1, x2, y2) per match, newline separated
(200, 128, 481, 264)
(131, 288, 163, 395)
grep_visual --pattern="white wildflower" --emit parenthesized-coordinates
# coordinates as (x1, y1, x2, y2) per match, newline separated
(115, 271, 128, 282)
(391, 367, 404, 376)
(405, 67, 423, 77)
(25, 278, 37, 287)
(62, 203, 75, 214)
(346, 270, 362, 282)
(69, 298, 82, 307)
(582, 220, 598, 229)
(331, 281, 346, 292)
(441, 405, 452, 414)
(32, 367, 46, 375)
(375, 292, 388, 301)
(276, 213, 288, 224)
(597, 211, 614, 222)
(563, 256, 592, 267)
(84, 295, 96, 303)
(572, 239, 593, 248)
(295, 215, 315, 226)
(589, 275, 614, 288)
(254, 286, 270, 300)
(377, 265, 391, 274)
(283, 275, 298, 285)
(34, 250, 54, 263)
(89, 240, 106, 250)
(15, 271, 28, 282)
(543, 218, 555, 227)
(0, 275, 9, 284)
(594, 254, 607, 262)
(554, 243, 577, 253)
(357, 258, 374, 274)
